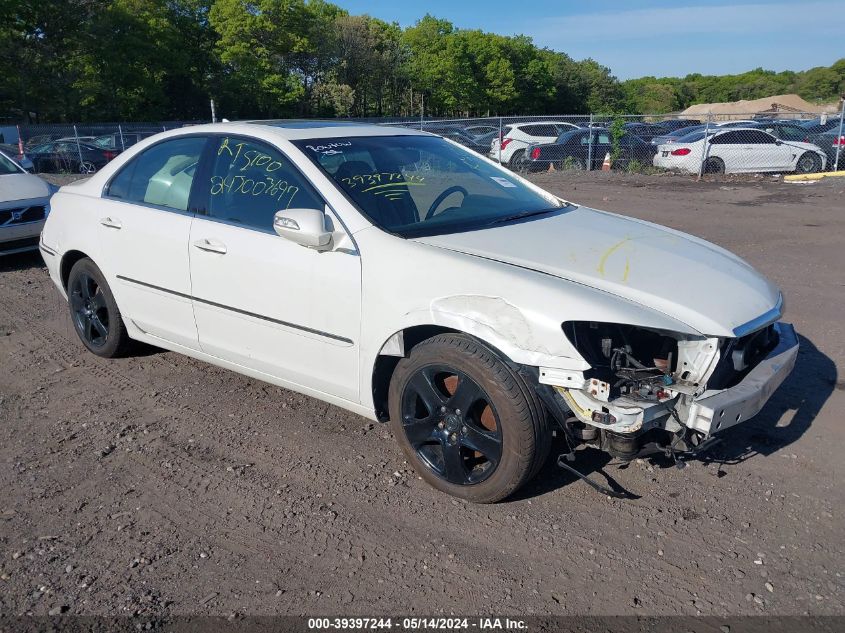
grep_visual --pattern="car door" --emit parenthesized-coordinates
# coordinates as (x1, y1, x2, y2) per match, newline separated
(708, 131, 746, 172)
(741, 130, 788, 171)
(188, 135, 361, 401)
(98, 135, 208, 349)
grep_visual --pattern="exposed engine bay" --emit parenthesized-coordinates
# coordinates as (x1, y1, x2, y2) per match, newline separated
(536, 320, 783, 463)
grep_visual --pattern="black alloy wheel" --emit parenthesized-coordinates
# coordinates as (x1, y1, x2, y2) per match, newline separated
(388, 333, 551, 503)
(400, 365, 503, 485)
(70, 271, 110, 349)
(66, 258, 132, 358)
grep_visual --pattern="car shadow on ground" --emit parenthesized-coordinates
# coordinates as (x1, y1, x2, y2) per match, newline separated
(511, 333, 836, 502)
(0, 250, 44, 272)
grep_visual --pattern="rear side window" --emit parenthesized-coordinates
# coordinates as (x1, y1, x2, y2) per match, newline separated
(205, 136, 324, 232)
(743, 130, 776, 144)
(107, 136, 206, 212)
(711, 131, 743, 145)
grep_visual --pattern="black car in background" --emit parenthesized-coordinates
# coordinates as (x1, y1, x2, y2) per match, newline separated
(523, 127, 657, 171)
(622, 122, 671, 144)
(423, 125, 492, 154)
(92, 131, 153, 150)
(655, 119, 702, 131)
(27, 140, 120, 174)
(800, 116, 843, 135)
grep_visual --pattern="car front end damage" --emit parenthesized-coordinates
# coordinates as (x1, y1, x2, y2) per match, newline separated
(533, 309, 799, 463)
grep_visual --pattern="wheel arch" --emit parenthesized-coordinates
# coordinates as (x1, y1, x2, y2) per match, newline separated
(371, 324, 517, 422)
(60, 249, 91, 291)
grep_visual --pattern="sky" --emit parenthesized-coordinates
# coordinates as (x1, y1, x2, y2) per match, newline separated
(337, 0, 845, 80)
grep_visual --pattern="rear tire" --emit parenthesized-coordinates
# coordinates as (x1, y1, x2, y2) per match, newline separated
(67, 258, 132, 358)
(388, 334, 551, 503)
(794, 152, 821, 174)
(79, 160, 98, 174)
(704, 157, 725, 174)
(508, 150, 527, 172)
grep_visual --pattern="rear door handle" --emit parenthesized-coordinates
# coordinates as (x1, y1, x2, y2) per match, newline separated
(99, 217, 122, 229)
(192, 238, 227, 254)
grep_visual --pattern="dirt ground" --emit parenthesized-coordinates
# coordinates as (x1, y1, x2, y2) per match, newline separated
(0, 171, 843, 620)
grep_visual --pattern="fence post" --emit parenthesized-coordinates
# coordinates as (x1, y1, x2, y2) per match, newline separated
(118, 125, 125, 151)
(834, 98, 845, 171)
(16, 124, 24, 158)
(420, 93, 424, 131)
(73, 124, 84, 173)
(698, 111, 712, 181)
(162, 125, 167, 132)
(586, 113, 594, 171)
(497, 116, 502, 164)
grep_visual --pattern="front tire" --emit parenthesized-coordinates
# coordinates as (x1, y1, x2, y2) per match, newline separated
(794, 152, 821, 174)
(67, 258, 132, 358)
(388, 334, 550, 503)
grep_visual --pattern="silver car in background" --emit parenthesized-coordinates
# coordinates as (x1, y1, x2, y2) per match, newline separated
(0, 148, 55, 255)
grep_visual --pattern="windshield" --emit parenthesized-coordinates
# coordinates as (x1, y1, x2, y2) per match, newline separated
(293, 135, 564, 238)
(0, 151, 22, 175)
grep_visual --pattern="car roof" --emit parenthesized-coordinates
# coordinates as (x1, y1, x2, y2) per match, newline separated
(235, 120, 429, 139)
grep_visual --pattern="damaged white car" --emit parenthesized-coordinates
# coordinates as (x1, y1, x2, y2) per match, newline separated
(40, 121, 798, 503)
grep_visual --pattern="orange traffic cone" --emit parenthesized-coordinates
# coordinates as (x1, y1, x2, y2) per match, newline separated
(602, 152, 611, 171)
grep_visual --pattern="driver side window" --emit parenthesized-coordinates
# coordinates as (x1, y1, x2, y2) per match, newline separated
(206, 137, 323, 232)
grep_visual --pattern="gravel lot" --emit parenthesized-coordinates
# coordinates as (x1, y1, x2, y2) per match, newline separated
(0, 172, 843, 619)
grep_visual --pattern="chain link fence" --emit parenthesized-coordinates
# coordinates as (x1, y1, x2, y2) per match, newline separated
(3, 109, 843, 177)
(381, 108, 845, 177)
(2, 122, 201, 175)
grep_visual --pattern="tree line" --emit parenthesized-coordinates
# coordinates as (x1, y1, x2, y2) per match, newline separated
(2, 0, 843, 123)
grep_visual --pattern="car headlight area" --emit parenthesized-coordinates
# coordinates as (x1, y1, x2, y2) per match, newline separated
(536, 319, 798, 461)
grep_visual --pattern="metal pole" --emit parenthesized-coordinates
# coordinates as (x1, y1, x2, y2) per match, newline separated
(498, 116, 502, 164)
(118, 124, 125, 151)
(834, 98, 844, 171)
(210, 98, 217, 123)
(420, 93, 424, 131)
(73, 124, 84, 173)
(16, 124, 24, 158)
(698, 111, 712, 180)
(587, 113, 593, 171)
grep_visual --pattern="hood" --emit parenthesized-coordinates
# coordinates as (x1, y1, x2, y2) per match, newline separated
(0, 172, 51, 204)
(413, 206, 781, 337)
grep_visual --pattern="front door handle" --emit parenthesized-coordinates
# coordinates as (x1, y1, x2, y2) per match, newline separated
(99, 217, 122, 229)
(192, 238, 227, 254)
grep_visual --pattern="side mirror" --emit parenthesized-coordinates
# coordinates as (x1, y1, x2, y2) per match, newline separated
(273, 208, 331, 248)
(775, 139, 783, 145)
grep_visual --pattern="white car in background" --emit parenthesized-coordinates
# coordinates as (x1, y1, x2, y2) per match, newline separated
(653, 128, 826, 175)
(490, 121, 581, 168)
(0, 148, 54, 255)
(40, 121, 797, 503)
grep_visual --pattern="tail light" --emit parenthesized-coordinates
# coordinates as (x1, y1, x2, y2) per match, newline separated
(531, 147, 541, 160)
(671, 147, 691, 156)
(500, 138, 513, 150)
(833, 136, 844, 146)
(103, 151, 116, 161)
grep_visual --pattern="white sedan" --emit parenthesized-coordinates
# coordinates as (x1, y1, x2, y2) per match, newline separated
(40, 122, 798, 502)
(654, 128, 826, 174)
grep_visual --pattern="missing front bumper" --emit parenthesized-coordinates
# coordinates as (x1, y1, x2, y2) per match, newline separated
(683, 322, 798, 436)
(541, 321, 799, 441)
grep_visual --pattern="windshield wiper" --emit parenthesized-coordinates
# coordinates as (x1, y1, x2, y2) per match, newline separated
(486, 207, 559, 227)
